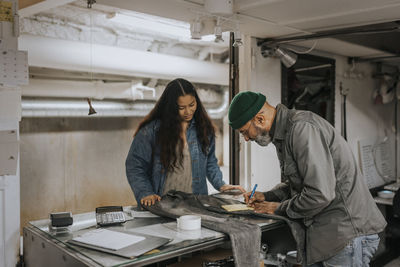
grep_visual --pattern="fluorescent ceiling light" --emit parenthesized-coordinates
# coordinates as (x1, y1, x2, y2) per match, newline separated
(108, 12, 191, 39)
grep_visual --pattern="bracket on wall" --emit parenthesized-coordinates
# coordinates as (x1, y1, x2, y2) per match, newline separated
(87, 0, 96, 8)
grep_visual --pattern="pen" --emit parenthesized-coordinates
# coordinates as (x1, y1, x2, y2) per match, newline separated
(249, 184, 258, 200)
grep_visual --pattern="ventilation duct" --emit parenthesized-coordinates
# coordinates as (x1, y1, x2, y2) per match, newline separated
(22, 79, 154, 100)
(18, 35, 229, 86)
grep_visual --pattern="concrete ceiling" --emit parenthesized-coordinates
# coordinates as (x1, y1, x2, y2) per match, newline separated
(94, 0, 400, 37)
(92, 0, 400, 63)
(18, 1, 232, 85)
(19, 0, 400, 65)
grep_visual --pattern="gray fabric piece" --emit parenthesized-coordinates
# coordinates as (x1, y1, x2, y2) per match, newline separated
(199, 193, 305, 264)
(146, 190, 305, 266)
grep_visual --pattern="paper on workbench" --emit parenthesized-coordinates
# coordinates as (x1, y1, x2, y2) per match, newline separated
(129, 222, 222, 245)
(130, 210, 160, 218)
(221, 204, 254, 212)
(72, 229, 145, 251)
(213, 192, 245, 203)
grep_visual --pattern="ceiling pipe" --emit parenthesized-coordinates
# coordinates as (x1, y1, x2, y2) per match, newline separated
(257, 22, 400, 47)
(235, 0, 283, 12)
(21, 90, 229, 119)
(22, 98, 154, 117)
(18, 34, 229, 86)
(22, 79, 152, 100)
(349, 55, 400, 63)
(206, 90, 229, 119)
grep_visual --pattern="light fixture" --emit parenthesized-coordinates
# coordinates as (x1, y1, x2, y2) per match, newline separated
(274, 47, 297, 68)
(190, 17, 203, 40)
(260, 45, 274, 58)
(87, 98, 97, 115)
(232, 22, 243, 47)
(233, 31, 243, 47)
(214, 17, 224, 43)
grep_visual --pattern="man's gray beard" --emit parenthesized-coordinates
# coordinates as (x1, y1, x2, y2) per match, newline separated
(254, 126, 271, 146)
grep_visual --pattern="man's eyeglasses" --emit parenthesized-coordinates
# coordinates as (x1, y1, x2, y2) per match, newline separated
(239, 121, 252, 138)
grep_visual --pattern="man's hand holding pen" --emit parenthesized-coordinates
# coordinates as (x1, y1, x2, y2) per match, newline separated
(244, 191, 265, 204)
(244, 188, 280, 214)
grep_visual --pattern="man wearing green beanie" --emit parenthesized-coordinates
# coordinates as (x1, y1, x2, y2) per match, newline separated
(228, 91, 386, 266)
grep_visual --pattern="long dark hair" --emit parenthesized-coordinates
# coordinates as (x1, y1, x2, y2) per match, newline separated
(135, 78, 215, 171)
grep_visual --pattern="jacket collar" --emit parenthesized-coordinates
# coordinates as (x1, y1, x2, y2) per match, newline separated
(188, 117, 196, 130)
(271, 104, 289, 142)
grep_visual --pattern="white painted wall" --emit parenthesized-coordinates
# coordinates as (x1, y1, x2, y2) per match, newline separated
(336, 58, 397, 184)
(240, 38, 281, 192)
(0, 1, 22, 266)
(243, 37, 398, 192)
(0, 119, 21, 267)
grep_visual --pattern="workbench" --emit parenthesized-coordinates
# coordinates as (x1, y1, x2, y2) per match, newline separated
(23, 206, 295, 267)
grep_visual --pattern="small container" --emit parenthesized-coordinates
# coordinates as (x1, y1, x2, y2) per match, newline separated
(177, 215, 201, 230)
(48, 224, 71, 235)
(377, 190, 395, 199)
(50, 212, 73, 227)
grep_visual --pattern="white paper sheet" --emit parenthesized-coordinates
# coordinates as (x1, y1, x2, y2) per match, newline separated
(358, 138, 395, 189)
(129, 222, 223, 245)
(130, 210, 160, 218)
(214, 193, 245, 203)
(72, 229, 145, 251)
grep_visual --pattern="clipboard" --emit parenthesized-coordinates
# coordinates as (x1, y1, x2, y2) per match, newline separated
(67, 229, 171, 259)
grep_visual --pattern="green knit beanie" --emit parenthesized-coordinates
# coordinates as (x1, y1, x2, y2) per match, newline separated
(228, 91, 266, 129)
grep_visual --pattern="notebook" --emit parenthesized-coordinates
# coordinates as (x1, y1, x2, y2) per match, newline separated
(68, 228, 171, 258)
(71, 229, 145, 251)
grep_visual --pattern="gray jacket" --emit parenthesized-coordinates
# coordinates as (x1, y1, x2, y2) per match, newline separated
(265, 104, 386, 264)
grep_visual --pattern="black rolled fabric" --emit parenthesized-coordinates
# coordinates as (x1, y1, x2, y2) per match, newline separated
(145, 190, 305, 266)
(393, 188, 400, 217)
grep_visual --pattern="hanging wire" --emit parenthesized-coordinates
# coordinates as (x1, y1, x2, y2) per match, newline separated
(87, 6, 96, 115)
(288, 40, 318, 54)
(90, 9, 93, 82)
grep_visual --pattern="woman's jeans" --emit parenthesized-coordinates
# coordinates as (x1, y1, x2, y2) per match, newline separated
(306, 234, 380, 267)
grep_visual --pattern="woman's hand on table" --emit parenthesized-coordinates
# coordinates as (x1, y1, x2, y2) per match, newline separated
(220, 184, 246, 193)
(140, 194, 161, 206)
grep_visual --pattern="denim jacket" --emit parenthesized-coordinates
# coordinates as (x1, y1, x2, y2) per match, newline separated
(125, 119, 225, 204)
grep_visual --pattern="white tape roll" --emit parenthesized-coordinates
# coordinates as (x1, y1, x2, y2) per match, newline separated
(377, 190, 395, 199)
(177, 215, 201, 230)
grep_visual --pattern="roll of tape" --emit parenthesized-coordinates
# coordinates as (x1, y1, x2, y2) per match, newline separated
(377, 190, 395, 199)
(177, 215, 201, 230)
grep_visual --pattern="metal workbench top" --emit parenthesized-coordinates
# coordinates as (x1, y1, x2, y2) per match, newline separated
(24, 206, 283, 267)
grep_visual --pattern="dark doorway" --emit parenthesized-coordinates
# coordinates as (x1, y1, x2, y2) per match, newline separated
(281, 54, 336, 125)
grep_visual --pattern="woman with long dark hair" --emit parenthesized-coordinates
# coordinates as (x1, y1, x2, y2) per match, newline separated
(126, 78, 244, 206)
